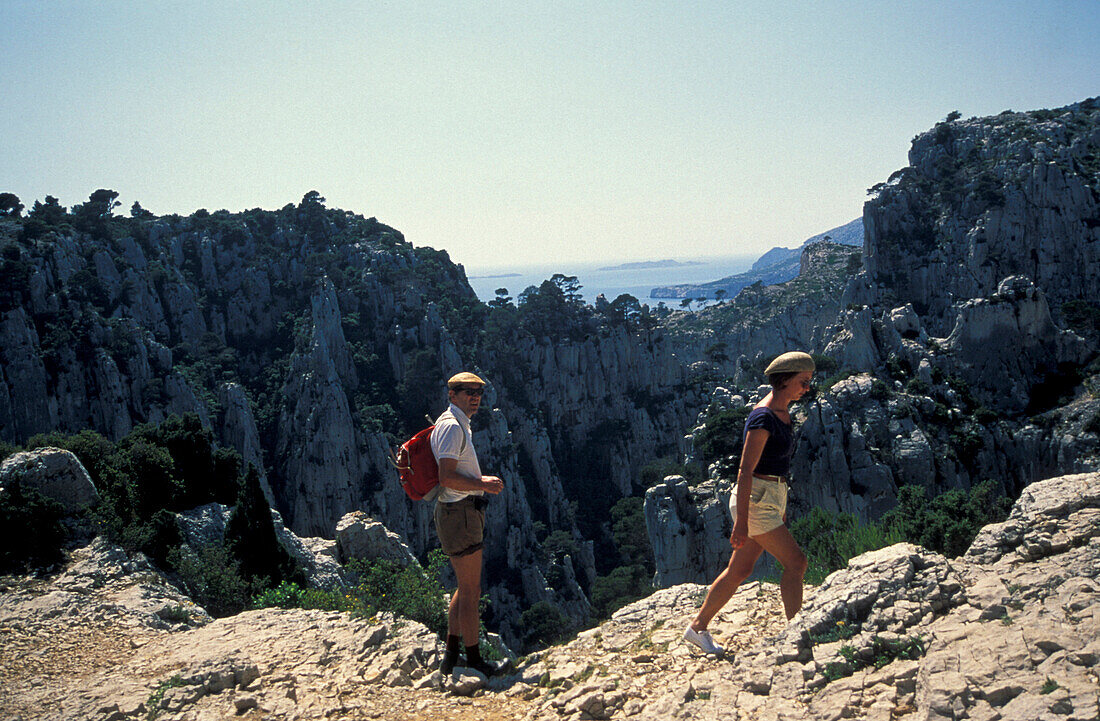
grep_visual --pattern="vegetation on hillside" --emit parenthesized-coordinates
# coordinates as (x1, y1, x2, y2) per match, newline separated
(1, 414, 300, 615)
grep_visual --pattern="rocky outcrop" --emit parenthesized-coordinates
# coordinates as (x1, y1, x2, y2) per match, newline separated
(0, 447, 98, 513)
(864, 100, 1100, 329)
(644, 475, 733, 587)
(0, 538, 454, 721)
(3, 471, 1097, 720)
(334, 510, 419, 568)
(531, 471, 1100, 720)
(939, 275, 1093, 412)
(175, 502, 345, 590)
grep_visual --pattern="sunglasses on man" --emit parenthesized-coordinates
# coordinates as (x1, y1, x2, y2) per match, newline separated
(454, 386, 484, 396)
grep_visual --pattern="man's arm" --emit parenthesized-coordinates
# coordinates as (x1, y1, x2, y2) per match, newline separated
(438, 458, 504, 494)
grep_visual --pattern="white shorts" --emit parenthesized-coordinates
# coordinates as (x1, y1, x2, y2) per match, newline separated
(729, 476, 788, 537)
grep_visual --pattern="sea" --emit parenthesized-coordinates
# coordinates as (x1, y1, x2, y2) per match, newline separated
(463, 254, 759, 308)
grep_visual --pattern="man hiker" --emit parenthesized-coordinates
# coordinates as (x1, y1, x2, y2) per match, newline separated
(433, 371, 507, 677)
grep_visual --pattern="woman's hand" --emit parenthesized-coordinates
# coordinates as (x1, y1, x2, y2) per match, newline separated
(730, 518, 749, 549)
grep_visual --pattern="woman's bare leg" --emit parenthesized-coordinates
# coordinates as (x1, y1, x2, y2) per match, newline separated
(752, 525, 808, 620)
(690, 539, 764, 631)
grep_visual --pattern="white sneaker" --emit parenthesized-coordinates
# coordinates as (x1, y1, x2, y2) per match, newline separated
(683, 626, 724, 655)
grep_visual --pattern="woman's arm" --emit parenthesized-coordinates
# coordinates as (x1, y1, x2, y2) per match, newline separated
(731, 428, 769, 548)
(438, 458, 504, 494)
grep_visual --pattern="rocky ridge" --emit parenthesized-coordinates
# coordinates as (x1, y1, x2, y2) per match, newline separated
(863, 100, 1100, 330)
(2, 471, 1096, 721)
(0, 199, 706, 643)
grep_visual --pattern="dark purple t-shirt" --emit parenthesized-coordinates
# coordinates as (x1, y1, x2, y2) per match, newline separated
(743, 406, 794, 478)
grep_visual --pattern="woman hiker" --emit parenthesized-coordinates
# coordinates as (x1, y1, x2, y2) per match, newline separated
(683, 351, 815, 655)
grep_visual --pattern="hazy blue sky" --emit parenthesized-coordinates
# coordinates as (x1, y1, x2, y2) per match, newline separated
(3, 1, 1098, 268)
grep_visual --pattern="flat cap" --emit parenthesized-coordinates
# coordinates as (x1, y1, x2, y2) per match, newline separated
(447, 372, 486, 389)
(764, 351, 815, 375)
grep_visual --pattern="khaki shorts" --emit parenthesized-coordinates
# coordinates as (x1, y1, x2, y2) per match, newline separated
(729, 476, 788, 537)
(434, 496, 486, 557)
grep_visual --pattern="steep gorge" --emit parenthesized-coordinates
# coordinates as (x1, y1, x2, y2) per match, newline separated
(0, 199, 704, 642)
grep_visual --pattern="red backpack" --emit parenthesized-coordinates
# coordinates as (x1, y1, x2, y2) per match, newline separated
(387, 424, 466, 501)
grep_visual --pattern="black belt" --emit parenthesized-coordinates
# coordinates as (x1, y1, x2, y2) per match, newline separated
(446, 495, 489, 510)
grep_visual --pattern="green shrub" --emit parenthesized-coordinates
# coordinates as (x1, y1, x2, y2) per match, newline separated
(253, 550, 451, 637)
(695, 405, 751, 472)
(344, 551, 450, 635)
(542, 530, 580, 563)
(252, 580, 345, 612)
(885, 354, 911, 381)
(809, 620, 859, 645)
(168, 542, 252, 617)
(1026, 362, 1083, 415)
(1085, 412, 1100, 436)
(905, 377, 931, 396)
(226, 465, 301, 590)
(821, 635, 927, 684)
(791, 508, 903, 584)
(0, 483, 67, 573)
(0, 440, 18, 463)
(811, 354, 839, 378)
(974, 406, 999, 425)
(591, 564, 650, 619)
(1061, 300, 1100, 342)
(881, 481, 1011, 558)
(519, 601, 573, 648)
(610, 497, 652, 569)
(639, 456, 688, 487)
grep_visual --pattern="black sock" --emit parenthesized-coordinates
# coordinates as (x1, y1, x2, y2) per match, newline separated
(465, 643, 482, 668)
(444, 634, 462, 661)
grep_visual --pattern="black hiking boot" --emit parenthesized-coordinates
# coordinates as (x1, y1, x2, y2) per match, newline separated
(440, 652, 460, 676)
(466, 658, 508, 678)
(463, 644, 509, 678)
(440, 635, 463, 676)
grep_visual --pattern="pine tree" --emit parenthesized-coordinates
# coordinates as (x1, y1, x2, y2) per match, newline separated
(225, 465, 300, 588)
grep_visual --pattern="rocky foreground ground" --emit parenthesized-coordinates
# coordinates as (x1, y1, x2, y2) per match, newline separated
(2, 473, 1099, 721)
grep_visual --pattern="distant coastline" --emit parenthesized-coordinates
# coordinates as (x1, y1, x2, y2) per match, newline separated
(468, 272, 522, 279)
(464, 254, 757, 307)
(597, 259, 705, 272)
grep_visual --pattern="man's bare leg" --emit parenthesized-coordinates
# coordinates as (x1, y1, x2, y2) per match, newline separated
(448, 548, 483, 645)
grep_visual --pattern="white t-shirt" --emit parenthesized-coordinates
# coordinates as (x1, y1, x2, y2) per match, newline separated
(430, 403, 483, 503)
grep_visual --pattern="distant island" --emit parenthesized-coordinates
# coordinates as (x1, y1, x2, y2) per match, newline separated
(597, 259, 705, 272)
(468, 272, 522, 279)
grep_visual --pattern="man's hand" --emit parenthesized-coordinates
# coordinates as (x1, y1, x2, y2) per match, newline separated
(481, 475, 504, 494)
(730, 519, 748, 549)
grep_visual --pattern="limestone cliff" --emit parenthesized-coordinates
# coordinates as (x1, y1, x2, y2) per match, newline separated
(864, 100, 1100, 330)
(0, 197, 705, 643)
(647, 101, 1100, 580)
